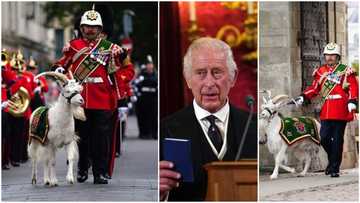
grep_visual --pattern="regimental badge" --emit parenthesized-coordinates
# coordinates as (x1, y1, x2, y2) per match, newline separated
(326, 43, 337, 50)
(294, 121, 306, 134)
(86, 10, 98, 21)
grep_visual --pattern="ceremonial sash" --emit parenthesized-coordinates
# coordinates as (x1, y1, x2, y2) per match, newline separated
(73, 39, 113, 83)
(319, 63, 347, 106)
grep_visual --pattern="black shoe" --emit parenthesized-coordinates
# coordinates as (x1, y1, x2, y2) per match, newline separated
(103, 173, 112, 179)
(77, 170, 88, 183)
(325, 168, 331, 175)
(2, 164, 10, 170)
(330, 173, 339, 178)
(11, 161, 20, 167)
(94, 175, 108, 184)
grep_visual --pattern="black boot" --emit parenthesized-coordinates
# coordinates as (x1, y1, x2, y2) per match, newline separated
(77, 170, 88, 183)
(94, 175, 108, 184)
(11, 161, 20, 167)
(2, 164, 10, 170)
(103, 173, 112, 179)
(325, 165, 331, 175)
(330, 172, 339, 178)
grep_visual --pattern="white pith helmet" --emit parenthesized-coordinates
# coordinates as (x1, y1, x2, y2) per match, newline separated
(323, 42, 341, 56)
(80, 4, 103, 27)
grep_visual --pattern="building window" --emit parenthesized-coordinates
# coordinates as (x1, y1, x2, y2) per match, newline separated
(55, 29, 64, 59)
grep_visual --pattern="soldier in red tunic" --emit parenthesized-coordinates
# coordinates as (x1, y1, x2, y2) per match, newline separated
(53, 6, 134, 184)
(1, 50, 17, 170)
(297, 43, 358, 177)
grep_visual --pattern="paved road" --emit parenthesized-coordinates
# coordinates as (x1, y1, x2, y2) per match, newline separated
(1, 115, 158, 201)
(260, 168, 358, 201)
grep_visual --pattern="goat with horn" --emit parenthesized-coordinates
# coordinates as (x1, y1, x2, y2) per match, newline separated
(28, 71, 85, 186)
(259, 90, 321, 179)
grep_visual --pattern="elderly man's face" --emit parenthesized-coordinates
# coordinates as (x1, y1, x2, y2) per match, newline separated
(186, 48, 236, 113)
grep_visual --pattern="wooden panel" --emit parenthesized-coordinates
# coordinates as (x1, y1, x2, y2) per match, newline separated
(205, 160, 257, 201)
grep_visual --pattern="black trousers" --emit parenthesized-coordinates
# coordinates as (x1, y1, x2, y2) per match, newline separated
(76, 109, 114, 177)
(2, 111, 10, 166)
(320, 120, 347, 173)
(5, 112, 26, 163)
(136, 96, 157, 138)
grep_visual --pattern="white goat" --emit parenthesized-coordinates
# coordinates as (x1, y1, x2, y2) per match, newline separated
(28, 71, 86, 186)
(259, 90, 321, 179)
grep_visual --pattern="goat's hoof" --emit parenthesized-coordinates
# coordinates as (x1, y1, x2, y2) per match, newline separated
(67, 175, 75, 184)
(44, 181, 50, 186)
(31, 178, 37, 185)
(49, 183, 58, 187)
(297, 173, 306, 177)
(270, 174, 278, 180)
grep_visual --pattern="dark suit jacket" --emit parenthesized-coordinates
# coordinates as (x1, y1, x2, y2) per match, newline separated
(160, 104, 257, 201)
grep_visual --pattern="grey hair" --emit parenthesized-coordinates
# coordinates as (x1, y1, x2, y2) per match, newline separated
(183, 37, 237, 80)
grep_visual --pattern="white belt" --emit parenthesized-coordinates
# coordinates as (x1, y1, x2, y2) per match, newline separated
(327, 94, 342, 100)
(141, 87, 156, 92)
(83, 77, 104, 84)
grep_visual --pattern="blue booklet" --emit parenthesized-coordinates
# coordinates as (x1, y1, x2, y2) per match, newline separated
(163, 138, 194, 182)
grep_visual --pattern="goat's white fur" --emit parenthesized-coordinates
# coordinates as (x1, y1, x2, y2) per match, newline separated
(28, 73, 84, 186)
(259, 90, 321, 179)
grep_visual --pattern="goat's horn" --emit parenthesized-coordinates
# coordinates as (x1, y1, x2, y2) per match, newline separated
(68, 70, 74, 80)
(35, 71, 68, 83)
(271, 94, 290, 104)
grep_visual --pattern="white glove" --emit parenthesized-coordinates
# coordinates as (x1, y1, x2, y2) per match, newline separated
(295, 96, 304, 105)
(1, 101, 8, 110)
(33, 86, 41, 94)
(348, 103, 356, 112)
(54, 66, 65, 74)
(130, 95, 137, 103)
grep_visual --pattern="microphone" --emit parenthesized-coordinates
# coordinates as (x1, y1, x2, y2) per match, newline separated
(235, 95, 255, 161)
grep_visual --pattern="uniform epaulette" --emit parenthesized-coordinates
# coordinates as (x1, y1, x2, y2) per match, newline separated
(68, 39, 81, 52)
(345, 65, 356, 76)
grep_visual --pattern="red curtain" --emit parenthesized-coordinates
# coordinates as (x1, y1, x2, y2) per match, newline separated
(160, 2, 185, 119)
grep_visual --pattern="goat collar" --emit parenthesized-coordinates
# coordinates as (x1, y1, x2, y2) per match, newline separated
(62, 92, 79, 104)
(264, 107, 277, 119)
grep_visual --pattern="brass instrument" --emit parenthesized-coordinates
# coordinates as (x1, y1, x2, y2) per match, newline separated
(7, 87, 30, 117)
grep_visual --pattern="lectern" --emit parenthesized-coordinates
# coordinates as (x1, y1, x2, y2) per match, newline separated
(204, 160, 257, 201)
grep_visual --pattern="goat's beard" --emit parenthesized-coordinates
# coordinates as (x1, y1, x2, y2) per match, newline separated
(72, 106, 86, 121)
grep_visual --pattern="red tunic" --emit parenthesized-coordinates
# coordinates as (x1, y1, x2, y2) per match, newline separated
(1, 63, 17, 102)
(303, 64, 359, 121)
(37, 75, 49, 102)
(54, 38, 134, 110)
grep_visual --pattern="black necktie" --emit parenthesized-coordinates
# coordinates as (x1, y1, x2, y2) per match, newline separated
(205, 115, 223, 153)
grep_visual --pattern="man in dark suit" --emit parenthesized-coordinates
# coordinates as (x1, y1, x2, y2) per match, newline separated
(159, 37, 257, 201)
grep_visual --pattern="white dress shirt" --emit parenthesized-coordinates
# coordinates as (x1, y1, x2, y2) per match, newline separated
(193, 99, 230, 160)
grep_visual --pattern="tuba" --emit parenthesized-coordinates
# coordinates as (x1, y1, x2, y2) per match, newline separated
(7, 87, 30, 117)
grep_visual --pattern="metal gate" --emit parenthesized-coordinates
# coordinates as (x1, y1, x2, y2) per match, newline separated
(299, 2, 328, 118)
